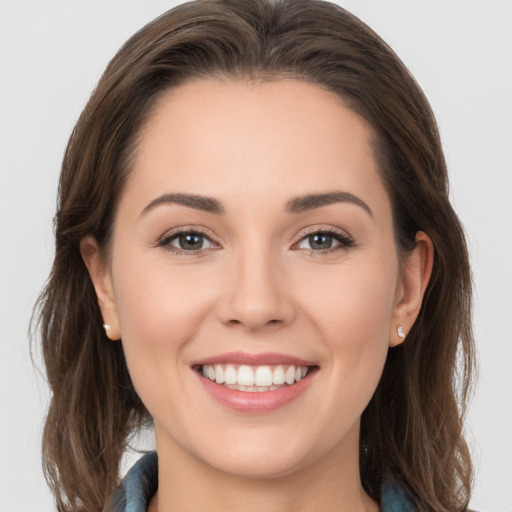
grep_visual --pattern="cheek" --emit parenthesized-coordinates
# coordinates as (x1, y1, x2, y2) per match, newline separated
(112, 242, 214, 342)
(109, 245, 218, 395)
(110, 256, 221, 433)
(302, 254, 397, 343)
(299, 253, 397, 401)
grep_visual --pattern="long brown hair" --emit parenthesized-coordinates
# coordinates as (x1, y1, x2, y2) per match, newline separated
(33, 0, 475, 510)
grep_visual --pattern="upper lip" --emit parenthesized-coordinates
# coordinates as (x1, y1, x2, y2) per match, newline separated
(190, 351, 316, 367)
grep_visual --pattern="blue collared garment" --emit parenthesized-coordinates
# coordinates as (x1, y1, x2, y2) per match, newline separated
(105, 451, 416, 512)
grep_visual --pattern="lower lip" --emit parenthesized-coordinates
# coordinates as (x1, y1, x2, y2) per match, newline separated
(196, 370, 316, 413)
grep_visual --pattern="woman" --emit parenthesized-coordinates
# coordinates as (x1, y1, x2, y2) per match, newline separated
(34, 0, 475, 510)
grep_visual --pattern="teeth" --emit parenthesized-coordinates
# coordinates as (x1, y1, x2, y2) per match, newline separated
(237, 365, 254, 386)
(273, 366, 285, 385)
(255, 366, 273, 387)
(285, 366, 296, 385)
(201, 363, 310, 390)
(214, 364, 224, 384)
(224, 365, 237, 385)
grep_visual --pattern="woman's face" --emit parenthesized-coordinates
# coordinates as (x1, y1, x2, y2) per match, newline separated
(86, 79, 424, 479)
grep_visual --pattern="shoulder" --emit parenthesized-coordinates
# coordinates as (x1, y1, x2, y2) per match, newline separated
(103, 451, 158, 512)
(381, 480, 481, 512)
(381, 480, 416, 512)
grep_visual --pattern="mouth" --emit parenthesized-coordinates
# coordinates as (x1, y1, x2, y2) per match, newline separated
(195, 363, 317, 392)
(191, 352, 319, 412)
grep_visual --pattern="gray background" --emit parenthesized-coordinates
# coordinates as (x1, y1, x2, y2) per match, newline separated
(1, 1, 511, 510)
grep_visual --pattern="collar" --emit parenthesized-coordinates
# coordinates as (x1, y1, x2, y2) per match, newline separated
(107, 451, 415, 512)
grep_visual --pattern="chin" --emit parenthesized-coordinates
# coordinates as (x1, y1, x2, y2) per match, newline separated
(188, 426, 321, 480)
(206, 450, 308, 480)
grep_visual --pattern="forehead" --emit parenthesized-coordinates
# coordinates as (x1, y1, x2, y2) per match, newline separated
(122, 79, 389, 219)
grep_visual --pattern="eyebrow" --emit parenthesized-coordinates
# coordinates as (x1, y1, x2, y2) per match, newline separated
(285, 191, 373, 217)
(140, 190, 372, 218)
(140, 193, 225, 217)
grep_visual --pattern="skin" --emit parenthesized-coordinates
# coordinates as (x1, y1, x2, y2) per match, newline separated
(82, 79, 433, 512)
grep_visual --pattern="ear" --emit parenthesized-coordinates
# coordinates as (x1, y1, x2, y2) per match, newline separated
(390, 231, 434, 347)
(80, 235, 120, 340)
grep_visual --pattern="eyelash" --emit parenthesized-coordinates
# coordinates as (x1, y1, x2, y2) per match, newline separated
(157, 227, 354, 255)
(157, 227, 220, 255)
(292, 227, 354, 255)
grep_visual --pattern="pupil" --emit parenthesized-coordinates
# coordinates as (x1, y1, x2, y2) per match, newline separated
(179, 233, 203, 250)
(309, 234, 332, 250)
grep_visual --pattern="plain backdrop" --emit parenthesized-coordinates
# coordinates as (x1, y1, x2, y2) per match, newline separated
(1, 1, 511, 511)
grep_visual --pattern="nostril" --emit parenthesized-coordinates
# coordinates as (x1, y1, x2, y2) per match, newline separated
(225, 317, 284, 329)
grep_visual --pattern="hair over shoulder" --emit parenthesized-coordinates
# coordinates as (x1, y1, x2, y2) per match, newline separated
(33, 1, 475, 510)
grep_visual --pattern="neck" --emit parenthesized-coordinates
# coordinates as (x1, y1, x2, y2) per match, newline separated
(149, 425, 378, 512)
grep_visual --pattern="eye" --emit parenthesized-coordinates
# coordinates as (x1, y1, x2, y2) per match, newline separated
(159, 230, 218, 252)
(295, 229, 353, 252)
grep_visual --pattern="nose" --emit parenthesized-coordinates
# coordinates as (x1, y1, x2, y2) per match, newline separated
(216, 248, 296, 331)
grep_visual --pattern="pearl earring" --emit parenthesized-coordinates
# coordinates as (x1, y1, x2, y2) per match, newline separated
(397, 325, 405, 340)
(103, 324, 111, 331)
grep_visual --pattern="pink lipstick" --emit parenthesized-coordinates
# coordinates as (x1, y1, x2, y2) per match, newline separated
(192, 352, 318, 413)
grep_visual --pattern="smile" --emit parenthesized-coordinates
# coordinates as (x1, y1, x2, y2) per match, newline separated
(200, 364, 310, 392)
(192, 352, 318, 413)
